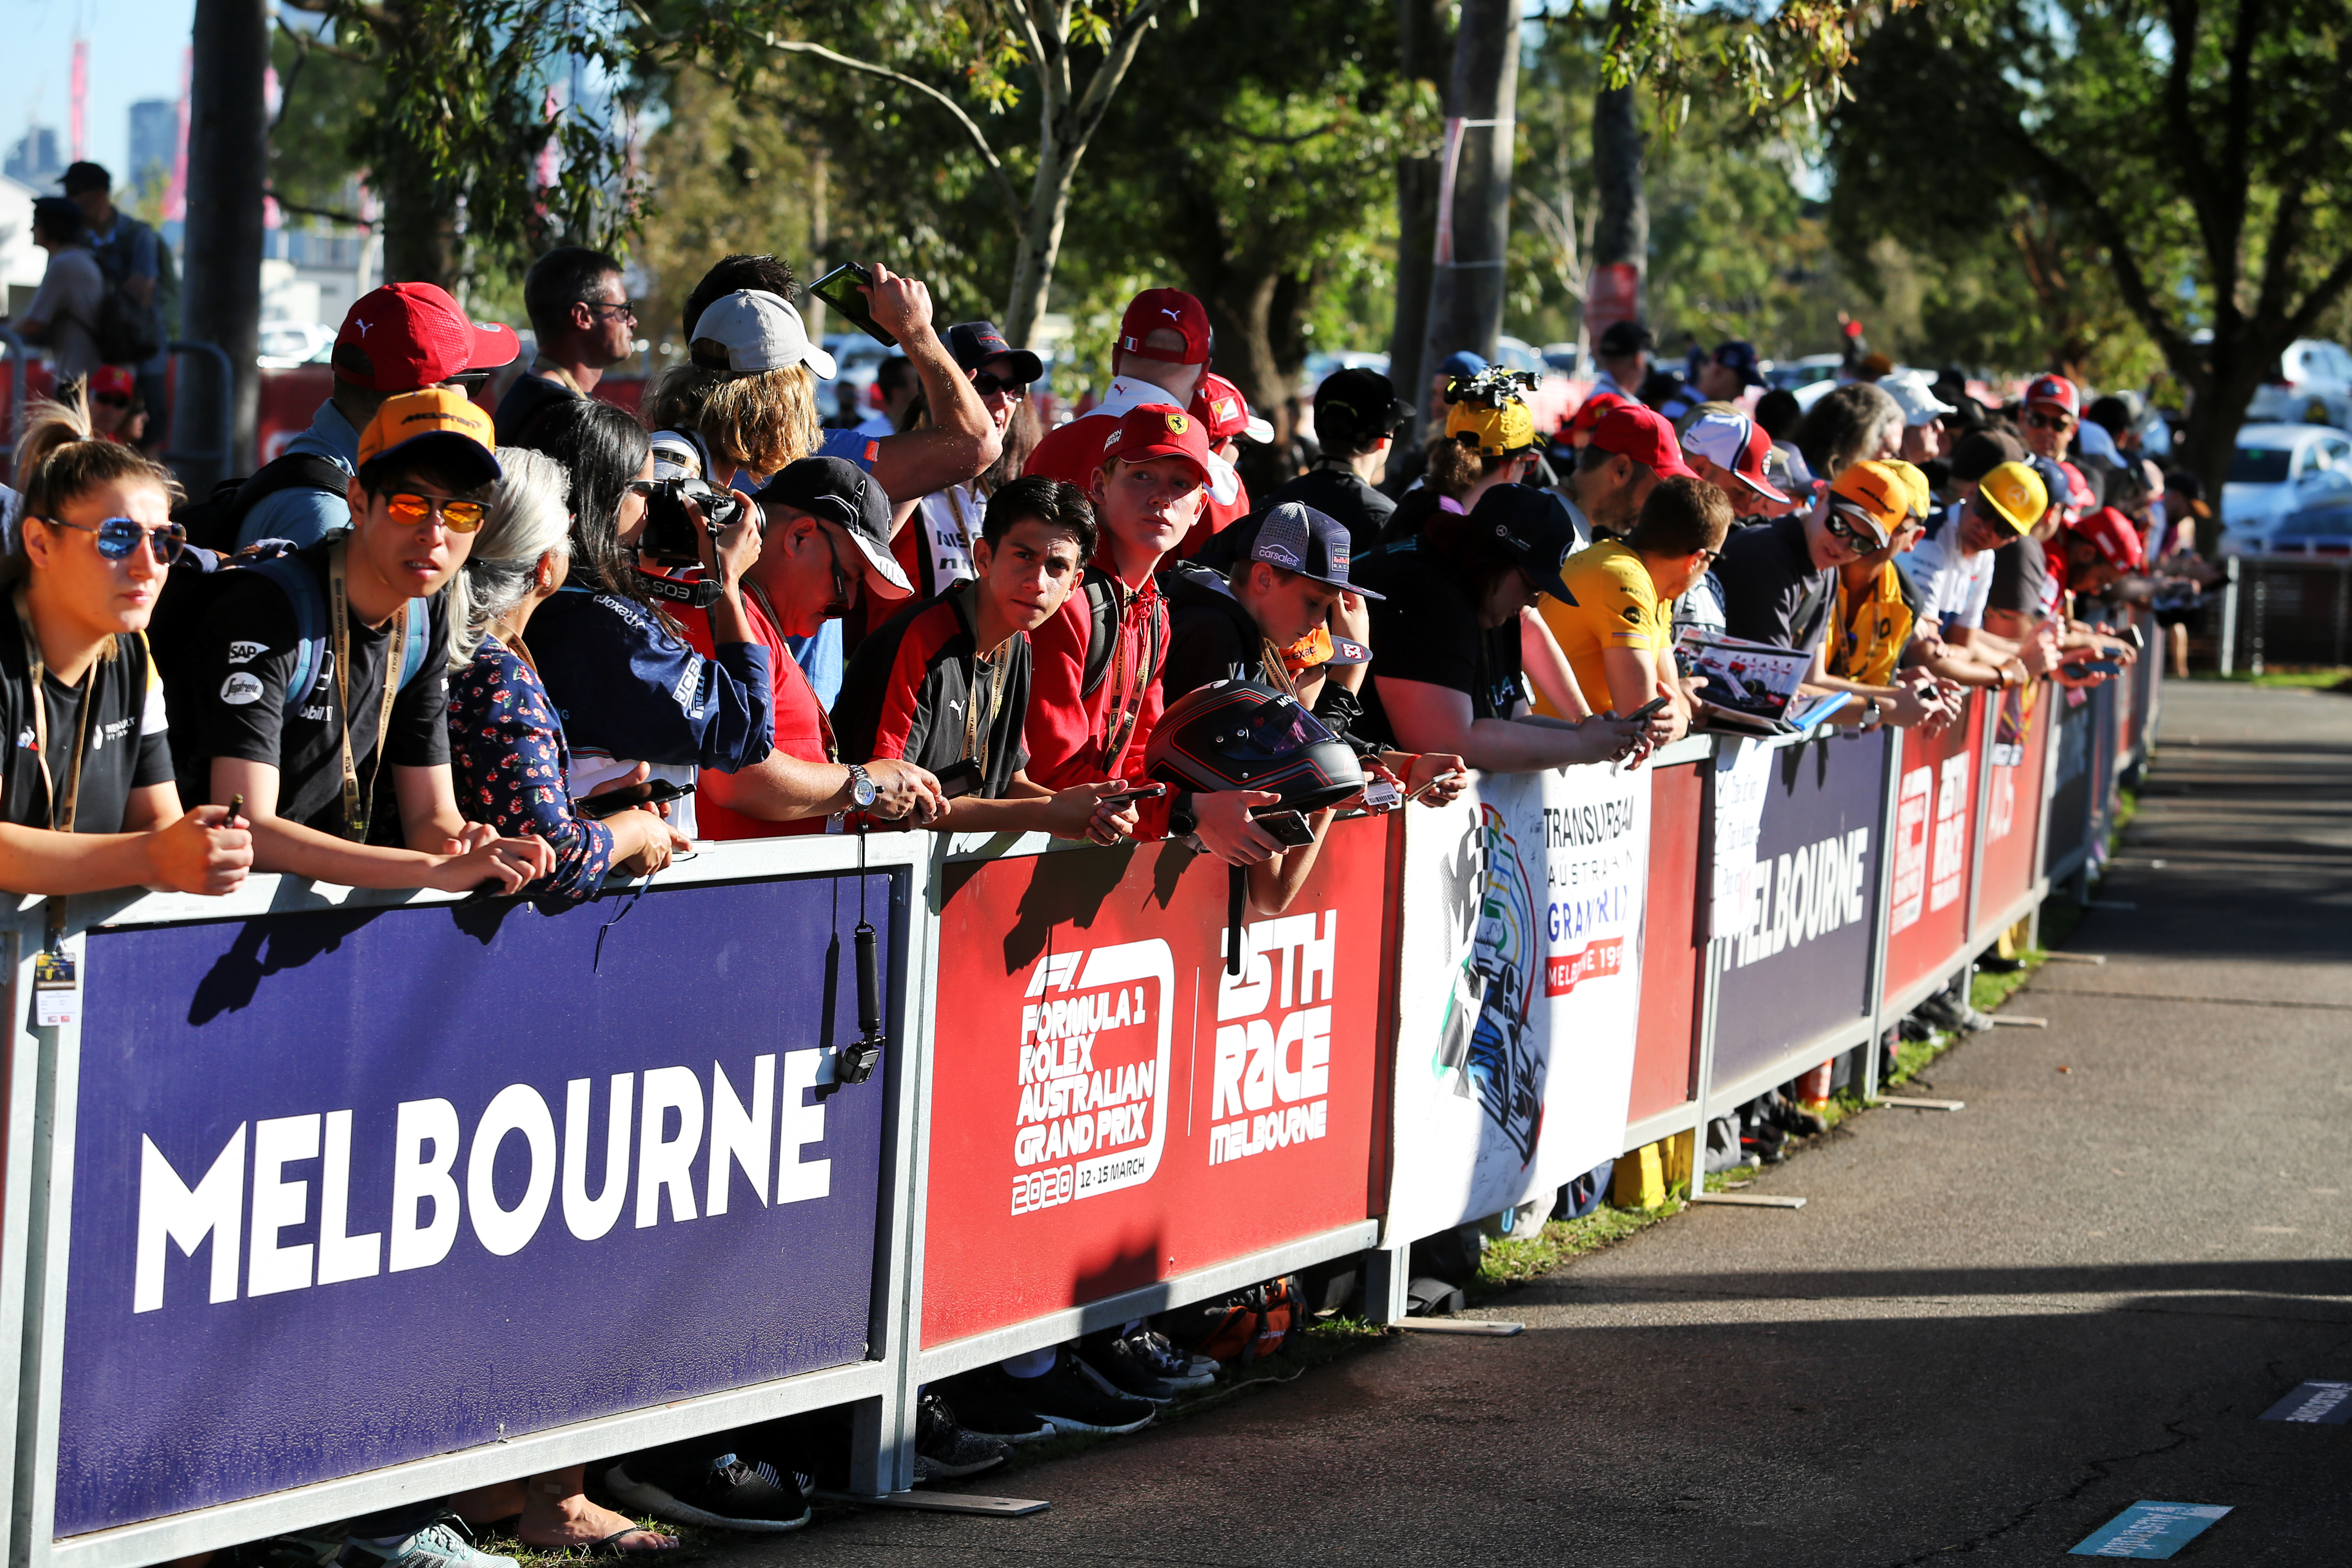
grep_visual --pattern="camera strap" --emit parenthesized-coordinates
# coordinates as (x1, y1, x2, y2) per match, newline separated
(634, 569, 723, 609)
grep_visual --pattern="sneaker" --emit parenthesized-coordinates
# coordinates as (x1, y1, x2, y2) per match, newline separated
(991, 1349, 1157, 1436)
(914, 1392, 1010, 1481)
(1079, 1328, 1215, 1401)
(1912, 991, 1993, 1034)
(336, 1520, 514, 1568)
(604, 1453, 811, 1533)
(936, 1372, 1058, 1444)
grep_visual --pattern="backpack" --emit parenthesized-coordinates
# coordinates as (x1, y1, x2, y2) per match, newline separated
(1159, 1276, 1305, 1368)
(152, 545, 434, 793)
(172, 452, 353, 555)
(86, 222, 165, 365)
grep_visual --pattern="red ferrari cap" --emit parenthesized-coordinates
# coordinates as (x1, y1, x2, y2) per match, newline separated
(1590, 403, 1697, 480)
(2024, 374, 2079, 417)
(1190, 372, 1271, 443)
(1117, 288, 1213, 366)
(1099, 402, 1213, 484)
(1564, 389, 1632, 438)
(2071, 505, 2145, 571)
(333, 282, 520, 392)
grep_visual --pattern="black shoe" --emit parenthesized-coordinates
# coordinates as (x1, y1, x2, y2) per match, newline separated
(993, 1349, 1157, 1436)
(1078, 1328, 1215, 1401)
(1898, 1014, 1934, 1043)
(1913, 991, 1993, 1034)
(936, 1370, 1058, 1444)
(604, 1452, 811, 1533)
(914, 1392, 1009, 1481)
(1771, 1101, 1828, 1138)
(1977, 955, 2026, 973)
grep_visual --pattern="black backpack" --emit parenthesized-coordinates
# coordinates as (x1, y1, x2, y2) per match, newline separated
(172, 452, 352, 554)
(87, 226, 165, 365)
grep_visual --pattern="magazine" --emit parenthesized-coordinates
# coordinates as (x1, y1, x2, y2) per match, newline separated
(1673, 628, 1850, 737)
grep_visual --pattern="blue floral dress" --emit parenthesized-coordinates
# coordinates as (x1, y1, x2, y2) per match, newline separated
(448, 635, 617, 902)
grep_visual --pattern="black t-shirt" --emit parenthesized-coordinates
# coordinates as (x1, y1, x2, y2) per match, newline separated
(1161, 569, 1263, 702)
(196, 540, 453, 838)
(1264, 465, 1398, 553)
(1717, 513, 1834, 650)
(1351, 536, 1521, 748)
(0, 630, 172, 836)
(493, 371, 583, 446)
(1986, 529, 2052, 621)
(833, 582, 1031, 801)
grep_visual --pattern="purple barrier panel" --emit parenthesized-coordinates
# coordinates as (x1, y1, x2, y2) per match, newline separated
(59, 876, 892, 1537)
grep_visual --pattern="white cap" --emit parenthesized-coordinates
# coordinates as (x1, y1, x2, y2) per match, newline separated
(1882, 370, 1955, 427)
(691, 290, 838, 380)
(648, 431, 703, 483)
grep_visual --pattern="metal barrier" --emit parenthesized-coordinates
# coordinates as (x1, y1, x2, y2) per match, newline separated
(1, 662, 2153, 1565)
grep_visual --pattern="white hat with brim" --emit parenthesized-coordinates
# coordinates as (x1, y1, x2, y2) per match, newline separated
(691, 290, 838, 380)
(1882, 370, 1956, 426)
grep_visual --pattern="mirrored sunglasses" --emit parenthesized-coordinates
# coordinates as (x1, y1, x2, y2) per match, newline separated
(384, 492, 488, 532)
(44, 515, 187, 564)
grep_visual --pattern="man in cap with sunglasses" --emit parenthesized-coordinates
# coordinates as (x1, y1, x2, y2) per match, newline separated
(199, 388, 557, 893)
(1715, 449, 1891, 651)
(2018, 374, 2080, 462)
(894, 321, 1047, 599)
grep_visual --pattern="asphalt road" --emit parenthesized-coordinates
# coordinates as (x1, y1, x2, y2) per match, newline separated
(742, 679, 2352, 1567)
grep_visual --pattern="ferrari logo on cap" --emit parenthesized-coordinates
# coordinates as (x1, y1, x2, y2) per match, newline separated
(1165, 412, 1189, 435)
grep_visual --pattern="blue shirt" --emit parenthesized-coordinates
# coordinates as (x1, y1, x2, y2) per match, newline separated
(238, 399, 360, 550)
(447, 637, 617, 903)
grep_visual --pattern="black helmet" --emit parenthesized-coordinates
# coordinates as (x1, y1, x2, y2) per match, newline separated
(1144, 680, 1365, 813)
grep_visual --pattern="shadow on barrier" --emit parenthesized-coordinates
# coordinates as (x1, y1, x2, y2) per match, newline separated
(186, 907, 390, 1025)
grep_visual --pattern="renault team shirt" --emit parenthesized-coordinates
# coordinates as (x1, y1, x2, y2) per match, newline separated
(1538, 539, 1668, 717)
(0, 631, 172, 833)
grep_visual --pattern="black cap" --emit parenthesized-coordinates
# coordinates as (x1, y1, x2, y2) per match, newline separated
(753, 456, 913, 601)
(1472, 484, 1582, 602)
(1313, 367, 1411, 448)
(1597, 319, 1655, 358)
(944, 321, 1044, 386)
(58, 161, 109, 196)
(1249, 503, 1384, 599)
(1951, 428, 2026, 484)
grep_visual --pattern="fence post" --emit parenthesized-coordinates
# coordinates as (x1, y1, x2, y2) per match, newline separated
(1860, 725, 1905, 1102)
(2334, 561, 2348, 670)
(162, 341, 238, 497)
(2217, 556, 2239, 676)
(2250, 560, 2267, 677)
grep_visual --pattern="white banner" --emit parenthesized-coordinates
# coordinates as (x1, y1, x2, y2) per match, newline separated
(1386, 763, 1652, 1243)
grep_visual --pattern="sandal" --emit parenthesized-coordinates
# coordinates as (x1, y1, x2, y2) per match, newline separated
(536, 1526, 679, 1558)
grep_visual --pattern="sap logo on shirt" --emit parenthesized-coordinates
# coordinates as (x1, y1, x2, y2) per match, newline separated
(131, 1050, 838, 1314)
(226, 641, 268, 666)
(219, 673, 265, 706)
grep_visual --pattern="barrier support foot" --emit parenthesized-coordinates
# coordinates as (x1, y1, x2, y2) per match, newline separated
(822, 1491, 1050, 1517)
(1362, 1243, 1412, 1326)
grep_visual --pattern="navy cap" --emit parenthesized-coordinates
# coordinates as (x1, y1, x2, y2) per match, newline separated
(1472, 485, 1582, 602)
(1712, 340, 1766, 387)
(1438, 350, 1488, 380)
(1250, 502, 1385, 600)
(943, 320, 1044, 386)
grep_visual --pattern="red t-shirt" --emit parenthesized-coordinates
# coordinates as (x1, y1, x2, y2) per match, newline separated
(673, 589, 833, 839)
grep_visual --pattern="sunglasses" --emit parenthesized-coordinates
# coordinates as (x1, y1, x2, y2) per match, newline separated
(2025, 409, 2072, 432)
(42, 515, 186, 564)
(972, 369, 1031, 399)
(93, 392, 134, 410)
(583, 300, 638, 323)
(384, 491, 488, 531)
(1823, 505, 1882, 549)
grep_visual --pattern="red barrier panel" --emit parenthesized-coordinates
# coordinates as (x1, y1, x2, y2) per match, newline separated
(1973, 682, 2053, 939)
(1628, 760, 1704, 1122)
(1882, 692, 1983, 1003)
(921, 817, 1394, 1347)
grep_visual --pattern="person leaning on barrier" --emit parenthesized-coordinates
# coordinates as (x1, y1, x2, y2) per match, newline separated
(1815, 461, 1962, 734)
(672, 456, 948, 836)
(195, 390, 555, 894)
(1160, 500, 1468, 912)
(0, 395, 250, 896)
(443, 448, 687, 902)
(1896, 457, 2042, 691)
(833, 475, 1136, 839)
(1351, 485, 1651, 773)
(512, 398, 773, 838)
(1261, 367, 1413, 550)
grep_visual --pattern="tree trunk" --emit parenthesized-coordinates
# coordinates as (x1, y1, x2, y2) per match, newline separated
(1388, 0, 1451, 441)
(1003, 127, 1074, 349)
(377, 161, 458, 288)
(2176, 334, 2276, 558)
(1587, 0, 1647, 342)
(181, 0, 269, 486)
(1421, 0, 1520, 397)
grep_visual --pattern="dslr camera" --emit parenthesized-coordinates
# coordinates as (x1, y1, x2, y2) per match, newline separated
(633, 477, 746, 566)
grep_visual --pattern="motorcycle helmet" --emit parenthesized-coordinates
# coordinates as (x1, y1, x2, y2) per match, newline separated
(1144, 679, 1366, 814)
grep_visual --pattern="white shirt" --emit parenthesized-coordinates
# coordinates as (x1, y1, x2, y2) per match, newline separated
(1896, 503, 1995, 631)
(1074, 375, 1242, 504)
(855, 410, 898, 440)
(910, 481, 984, 596)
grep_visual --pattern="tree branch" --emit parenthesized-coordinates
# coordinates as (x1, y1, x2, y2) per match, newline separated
(1068, 0, 1174, 141)
(2283, 249, 2352, 344)
(267, 191, 377, 228)
(2006, 130, 2195, 376)
(763, 38, 1026, 226)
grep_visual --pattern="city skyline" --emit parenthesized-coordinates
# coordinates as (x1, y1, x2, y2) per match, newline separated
(5, 0, 196, 192)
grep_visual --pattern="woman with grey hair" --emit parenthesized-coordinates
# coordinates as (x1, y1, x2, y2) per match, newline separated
(444, 447, 686, 905)
(1794, 381, 1904, 485)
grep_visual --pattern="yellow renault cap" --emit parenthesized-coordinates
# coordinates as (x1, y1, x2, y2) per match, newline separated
(1445, 394, 1536, 457)
(1975, 459, 2048, 535)
(1883, 459, 1935, 520)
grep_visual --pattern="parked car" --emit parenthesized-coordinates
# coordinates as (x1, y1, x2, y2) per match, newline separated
(256, 322, 335, 369)
(1299, 350, 1389, 398)
(2265, 492, 2352, 556)
(1763, 353, 1843, 393)
(2219, 422, 2352, 554)
(2246, 339, 2352, 431)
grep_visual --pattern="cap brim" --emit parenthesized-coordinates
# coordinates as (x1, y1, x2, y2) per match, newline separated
(978, 350, 1045, 384)
(466, 322, 522, 372)
(1241, 415, 1275, 444)
(1207, 450, 1241, 505)
(844, 523, 914, 600)
(1735, 468, 1792, 506)
(1655, 450, 1700, 481)
(1308, 571, 1382, 601)
(802, 343, 839, 380)
(1384, 398, 1415, 432)
(1323, 635, 1373, 666)
(1118, 442, 1214, 490)
(373, 431, 501, 488)
(1829, 502, 1892, 549)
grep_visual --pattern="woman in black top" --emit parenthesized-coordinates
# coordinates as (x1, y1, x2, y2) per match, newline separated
(0, 393, 249, 894)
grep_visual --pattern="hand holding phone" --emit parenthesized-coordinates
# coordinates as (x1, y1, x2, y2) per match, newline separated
(1252, 809, 1319, 849)
(1406, 769, 1468, 804)
(1627, 693, 1673, 722)
(578, 779, 696, 820)
(809, 261, 897, 347)
(1090, 781, 1169, 810)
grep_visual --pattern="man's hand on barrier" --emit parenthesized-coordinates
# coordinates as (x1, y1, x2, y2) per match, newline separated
(863, 759, 948, 825)
(1887, 679, 1951, 734)
(1077, 782, 1143, 845)
(1191, 789, 1283, 865)
(1574, 713, 1651, 769)
(147, 804, 253, 897)
(1401, 751, 1470, 807)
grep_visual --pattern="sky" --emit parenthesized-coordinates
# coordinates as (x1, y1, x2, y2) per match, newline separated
(5, 0, 198, 184)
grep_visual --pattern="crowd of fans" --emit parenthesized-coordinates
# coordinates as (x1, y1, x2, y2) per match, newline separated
(0, 175, 2211, 1557)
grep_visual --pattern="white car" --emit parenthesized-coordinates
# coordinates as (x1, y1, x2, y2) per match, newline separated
(2246, 340, 2352, 430)
(256, 322, 336, 369)
(2219, 422, 2352, 554)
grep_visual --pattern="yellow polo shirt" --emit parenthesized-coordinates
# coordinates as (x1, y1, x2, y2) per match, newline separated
(1536, 539, 1670, 716)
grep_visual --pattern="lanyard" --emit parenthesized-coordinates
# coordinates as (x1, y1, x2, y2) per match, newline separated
(13, 589, 96, 836)
(326, 540, 410, 843)
(1101, 577, 1160, 766)
(953, 582, 1006, 774)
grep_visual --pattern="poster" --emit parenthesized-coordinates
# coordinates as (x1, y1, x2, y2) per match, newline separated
(1882, 696, 1981, 1000)
(1387, 764, 1651, 1243)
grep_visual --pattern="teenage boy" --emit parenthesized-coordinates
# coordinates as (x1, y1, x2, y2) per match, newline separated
(835, 476, 1134, 839)
(672, 456, 948, 837)
(496, 246, 634, 442)
(1897, 457, 2042, 690)
(1264, 368, 1414, 548)
(1539, 476, 1732, 743)
(1818, 463, 1960, 733)
(1023, 405, 1272, 864)
(1559, 403, 1697, 544)
(1022, 289, 1240, 511)
(200, 388, 554, 893)
(1715, 462, 1887, 650)
(239, 284, 521, 550)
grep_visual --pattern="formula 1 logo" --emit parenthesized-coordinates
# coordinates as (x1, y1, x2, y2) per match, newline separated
(1012, 938, 1172, 1215)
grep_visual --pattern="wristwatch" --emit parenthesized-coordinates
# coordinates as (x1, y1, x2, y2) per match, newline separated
(846, 763, 880, 809)
(1860, 697, 1885, 730)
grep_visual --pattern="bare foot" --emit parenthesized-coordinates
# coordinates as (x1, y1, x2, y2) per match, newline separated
(518, 1495, 675, 1553)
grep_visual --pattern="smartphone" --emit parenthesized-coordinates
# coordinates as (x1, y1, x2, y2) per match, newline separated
(1405, 769, 1468, 805)
(1252, 809, 1319, 848)
(1093, 782, 1169, 810)
(1627, 693, 1673, 722)
(578, 778, 696, 819)
(2125, 623, 2147, 651)
(2075, 659, 2124, 678)
(933, 759, 985, 801)
(808, 262, 896, 347)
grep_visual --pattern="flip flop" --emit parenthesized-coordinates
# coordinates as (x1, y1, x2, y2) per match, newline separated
(538, 1526, 679, 1558)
